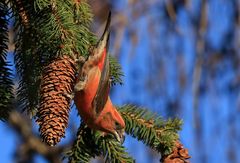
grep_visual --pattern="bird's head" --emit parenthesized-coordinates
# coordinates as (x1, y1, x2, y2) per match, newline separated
(95, 105, 125, 143)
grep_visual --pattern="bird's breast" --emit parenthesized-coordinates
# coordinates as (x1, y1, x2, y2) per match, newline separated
(74, 67, 101, 121)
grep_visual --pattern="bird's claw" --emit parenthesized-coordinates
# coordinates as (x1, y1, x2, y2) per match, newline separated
(74, 80, 86, 92)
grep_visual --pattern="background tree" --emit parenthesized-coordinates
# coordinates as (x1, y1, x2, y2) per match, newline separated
(96, 1, 240, 163)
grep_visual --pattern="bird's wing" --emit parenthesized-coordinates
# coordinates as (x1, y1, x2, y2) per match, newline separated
(92, 12, 111, 115)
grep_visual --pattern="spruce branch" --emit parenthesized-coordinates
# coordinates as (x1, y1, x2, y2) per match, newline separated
(67, 122, 134, 163)
(10, 0, 124, 115)
(0, 1, 14, 121)
(67, 106, 184, 162)
(119, 105, 182, 156)
(109, 55, 124, 86)
(11, 0, 95, 114)
(95, 134, 134, 163)
(35, 0, 95, 59)
(12, 0, 48, 114)
(66, 123, 100, 163)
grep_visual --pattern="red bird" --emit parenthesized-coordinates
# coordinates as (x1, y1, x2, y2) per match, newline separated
(74, 13, 125, 142)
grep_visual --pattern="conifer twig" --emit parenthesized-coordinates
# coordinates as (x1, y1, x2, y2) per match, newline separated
(119, 105, 182, 156)
(67, 123, 134, 163)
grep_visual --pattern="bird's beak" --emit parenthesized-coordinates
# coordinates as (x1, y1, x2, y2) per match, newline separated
(113, 129, 125, 143)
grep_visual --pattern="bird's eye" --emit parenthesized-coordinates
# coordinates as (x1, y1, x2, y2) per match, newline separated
(115, 122, 121, 129)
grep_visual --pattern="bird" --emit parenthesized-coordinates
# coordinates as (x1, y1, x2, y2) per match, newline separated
(74, 12, 125, 142)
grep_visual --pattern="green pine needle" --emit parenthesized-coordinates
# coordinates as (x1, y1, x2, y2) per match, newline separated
(66, 124, 99, 163)
(109, 55, 124, 86)
(95, 134, 134, 163)
(119, 105, 182, 156)
(66, 123, 134, 163)
(0, 1, 14, 121)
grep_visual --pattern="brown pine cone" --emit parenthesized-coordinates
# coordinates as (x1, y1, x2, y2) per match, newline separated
(161, 141, 191, 163)
(36, 55, 77, 146)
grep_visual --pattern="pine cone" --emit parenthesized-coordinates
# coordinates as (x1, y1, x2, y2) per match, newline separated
(161, 141, 190, 163)
(36, 55, 77, 146)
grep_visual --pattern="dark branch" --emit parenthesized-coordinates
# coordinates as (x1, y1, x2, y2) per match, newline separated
(8, 111, 70, 163)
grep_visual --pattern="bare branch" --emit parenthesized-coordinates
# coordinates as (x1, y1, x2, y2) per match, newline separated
(8, 111, 69, 163)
